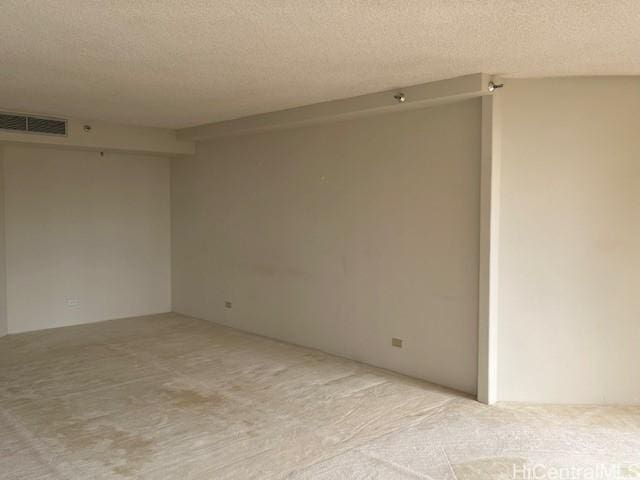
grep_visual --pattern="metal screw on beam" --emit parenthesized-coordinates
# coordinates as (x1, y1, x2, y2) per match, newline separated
(394, 93, 406, 103)
(488, 81, 504, 92)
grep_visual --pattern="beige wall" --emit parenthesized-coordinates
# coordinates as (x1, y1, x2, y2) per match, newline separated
(4, 145, 171, 333)
(0, 147, 6, 336)
(3, 77, 635, 404)
(172, 99, 481, 394)
(498, 77, 640, 404)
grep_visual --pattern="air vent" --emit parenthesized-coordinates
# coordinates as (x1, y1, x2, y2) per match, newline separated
(0, 113, 27, 131)
(0, 112, 67, 136)
(28, 116, 66, 135)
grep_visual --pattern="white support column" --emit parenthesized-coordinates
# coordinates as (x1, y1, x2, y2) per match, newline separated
(0, 145, 6, 338)
(477, 92, 502, 404)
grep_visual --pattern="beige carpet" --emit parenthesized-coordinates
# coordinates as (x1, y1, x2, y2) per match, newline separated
(1, 313, 638, 479)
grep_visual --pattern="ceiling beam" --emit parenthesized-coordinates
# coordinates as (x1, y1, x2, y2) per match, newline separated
(178, 73, 492, 141)
(0, 117, 195, 156)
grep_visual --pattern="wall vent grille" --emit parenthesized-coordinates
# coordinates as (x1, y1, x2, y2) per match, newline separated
(0, 113, 27, 132)
(0, 112, 67, 136)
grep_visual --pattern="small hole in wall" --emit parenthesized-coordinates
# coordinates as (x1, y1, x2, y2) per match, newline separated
(100, 151, 104, 157)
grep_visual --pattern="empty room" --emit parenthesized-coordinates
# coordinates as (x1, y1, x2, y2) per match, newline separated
(1, 1, 639, 479)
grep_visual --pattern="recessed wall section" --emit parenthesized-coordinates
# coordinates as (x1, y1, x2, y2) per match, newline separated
(172, 99, 481, 394)
(4, 145, 171, 333)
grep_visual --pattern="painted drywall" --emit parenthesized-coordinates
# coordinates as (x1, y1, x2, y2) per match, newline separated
(0, 117, 194, 156)
(4, 145, 171, 333)
(497, 77, 640, 404)
(0, 147, 6, 337)
(172, 99, 481, 395)
(179, 74, 488, 140)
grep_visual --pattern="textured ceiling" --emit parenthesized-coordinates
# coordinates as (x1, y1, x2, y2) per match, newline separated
(2, 1, 640, 129)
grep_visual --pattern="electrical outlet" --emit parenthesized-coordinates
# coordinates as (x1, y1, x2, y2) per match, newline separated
(66, 298, 80, 307)
(391, 337, 403, 348)
(225, 301, 232, 309)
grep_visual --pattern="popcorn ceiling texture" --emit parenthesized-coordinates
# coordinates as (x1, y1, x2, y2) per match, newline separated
(1, 313, 639, 479)
(2, 0, 640, 128)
